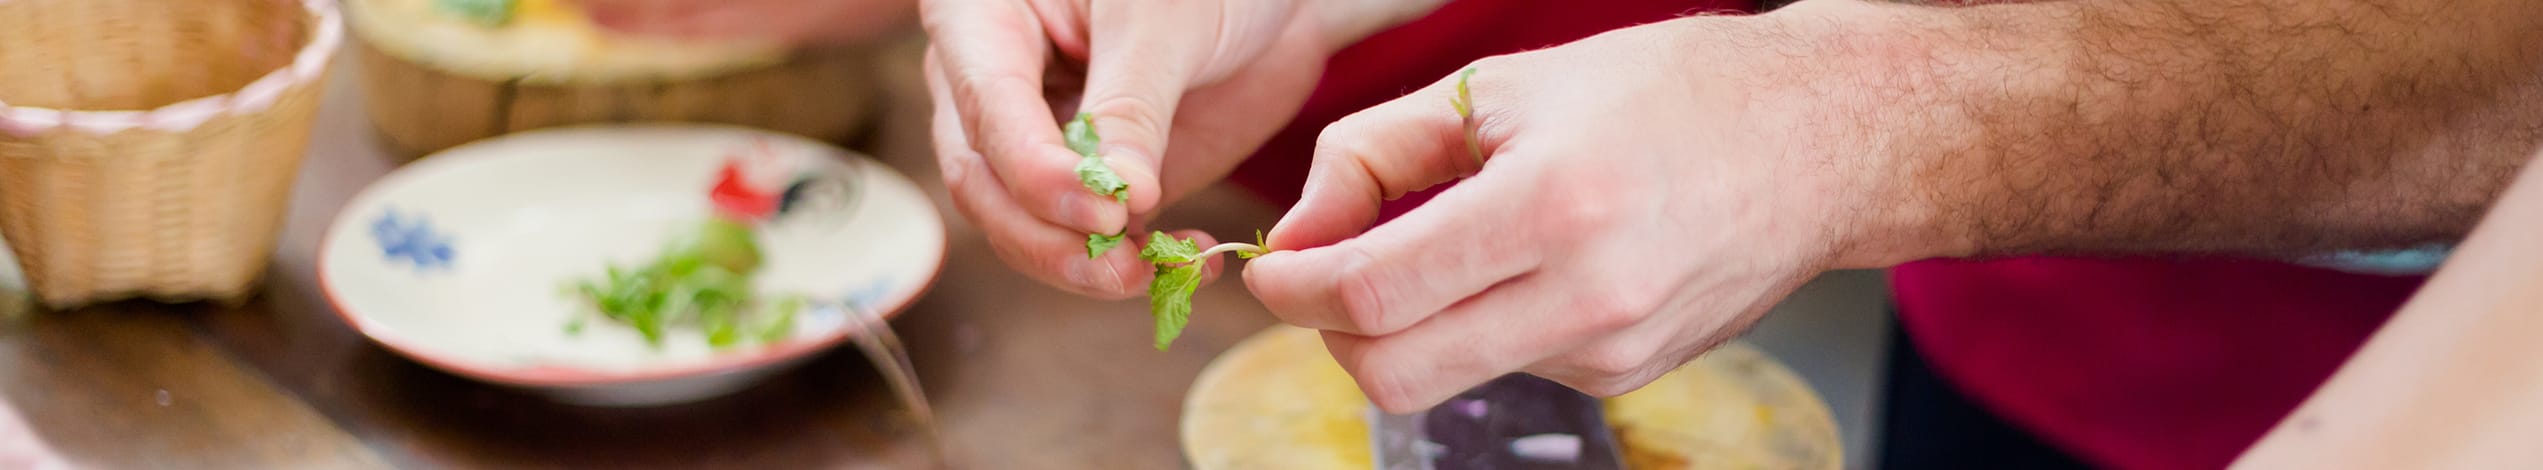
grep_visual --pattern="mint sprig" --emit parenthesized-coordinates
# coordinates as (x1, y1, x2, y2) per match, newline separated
(1137, 232, 1270, 351)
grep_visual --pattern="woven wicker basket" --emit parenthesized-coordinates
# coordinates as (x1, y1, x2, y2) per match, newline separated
(0, 0, 343, 307)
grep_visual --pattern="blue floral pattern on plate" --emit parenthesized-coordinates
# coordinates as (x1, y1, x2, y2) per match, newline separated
(844, 277, 895, 311)
(372, 208, 454, 271)
(796, 278, 898, 336)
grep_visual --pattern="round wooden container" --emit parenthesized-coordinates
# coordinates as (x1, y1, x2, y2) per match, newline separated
(1183, 326, 1843, 469)
(344, 0, 877, 161)
(0, 0, 341, 307)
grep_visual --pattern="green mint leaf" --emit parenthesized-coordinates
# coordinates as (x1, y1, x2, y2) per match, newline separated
(1140, 232, 1211, 351)
(1149, 262, 1203, 351)
(1074, 153, 1130, 203)
(1065, 113, 1131, 202)
(1086, 232, 1126, 258)
(1064, 112, 1101, 158)
(1138, 230, 1202, 264)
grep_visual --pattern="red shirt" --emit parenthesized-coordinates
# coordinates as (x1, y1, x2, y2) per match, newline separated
(1226, 2, 2423, 469)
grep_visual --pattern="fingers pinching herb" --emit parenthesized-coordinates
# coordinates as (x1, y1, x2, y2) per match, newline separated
(1069, 113, 1134, 258)
(1067, 113, 1131, 203)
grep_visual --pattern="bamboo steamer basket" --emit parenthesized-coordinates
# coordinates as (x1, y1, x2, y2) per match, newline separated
(343, 0, 878, 161)
(0, 0, 342, 307)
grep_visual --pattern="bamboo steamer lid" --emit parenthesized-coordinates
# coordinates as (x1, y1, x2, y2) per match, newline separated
(1182, 326, 1843, 469)
(343, 0, 877, 160)
(345, 0, 788, 83)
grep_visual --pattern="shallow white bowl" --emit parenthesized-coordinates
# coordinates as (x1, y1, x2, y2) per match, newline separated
(320, 125, 945, 406)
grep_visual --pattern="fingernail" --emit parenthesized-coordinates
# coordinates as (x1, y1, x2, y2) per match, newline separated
(1055, 190, 1103, 231)
(1071, 257, 1126, 293)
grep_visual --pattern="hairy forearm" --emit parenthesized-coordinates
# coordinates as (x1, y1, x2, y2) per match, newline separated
(1801, 0, 2543, 263)
(2234, 150, 2543, 468)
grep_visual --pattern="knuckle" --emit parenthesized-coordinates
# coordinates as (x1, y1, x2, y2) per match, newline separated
(1569, 343, 1654, 379)
(1532, 186, 1619, 233)
(1332, 248, 1400, 335)
(1344, 350, 1423, 413)
(1573, 291, 1656, 332)
(1080, 95, 1172, 145)
(1545, 362, 1665, 399)
(1570, 374, 1651, 398)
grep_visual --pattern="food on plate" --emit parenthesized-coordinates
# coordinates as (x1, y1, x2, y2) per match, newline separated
(562, 144, 810, 349)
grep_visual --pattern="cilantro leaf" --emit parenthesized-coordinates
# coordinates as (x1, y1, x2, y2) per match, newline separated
(1065, 113, 1130, 202)
(1086, 232, 1126, 258)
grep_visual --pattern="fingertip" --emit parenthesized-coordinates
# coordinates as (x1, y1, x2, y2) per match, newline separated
(1319, 330, 1450, 413)
(1265, 178, 1378, 251)
(1056, 245, 1149, 301)
(1052, 188, 1129, 235)
(1108, 150, 1166, 215)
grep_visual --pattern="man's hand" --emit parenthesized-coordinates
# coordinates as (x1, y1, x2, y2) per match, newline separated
(1250, 0, 2543, 412)
(1244, 14, 1908, 412)
(922, 0, 1439, 298)
(572, 0, 918, 46)
(2234, 149, 2543, 469)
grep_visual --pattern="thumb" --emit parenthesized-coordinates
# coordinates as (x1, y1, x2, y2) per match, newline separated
(1267, 67, 1496, 251)
(1075, 1, 1215, 218)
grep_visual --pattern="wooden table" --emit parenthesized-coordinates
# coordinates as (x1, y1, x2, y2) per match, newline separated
(0, 36, 1292, 469)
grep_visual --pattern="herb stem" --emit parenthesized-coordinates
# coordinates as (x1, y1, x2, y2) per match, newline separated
(1163, 243, 1269, 267)
(1198, 242, 1268, 260)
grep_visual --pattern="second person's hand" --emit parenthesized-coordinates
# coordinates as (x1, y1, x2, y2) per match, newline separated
(1245, 1, 1947, 412)
(922, 0, 1442, 299)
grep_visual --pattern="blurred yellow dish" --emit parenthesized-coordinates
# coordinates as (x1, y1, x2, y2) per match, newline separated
(1182, 326, 1842, 469)
(347, 0, 787, 83)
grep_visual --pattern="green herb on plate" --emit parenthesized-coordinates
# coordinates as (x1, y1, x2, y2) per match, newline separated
(565, 218, 800, 350)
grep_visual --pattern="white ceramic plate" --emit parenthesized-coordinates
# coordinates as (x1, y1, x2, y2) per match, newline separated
(320, 125, 945, 406)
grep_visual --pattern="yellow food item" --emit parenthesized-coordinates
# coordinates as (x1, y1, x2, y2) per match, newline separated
(1180, 326, 1844, 470)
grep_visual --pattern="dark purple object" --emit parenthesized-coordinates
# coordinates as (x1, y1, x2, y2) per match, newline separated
(1416, 374, 1623, 469)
